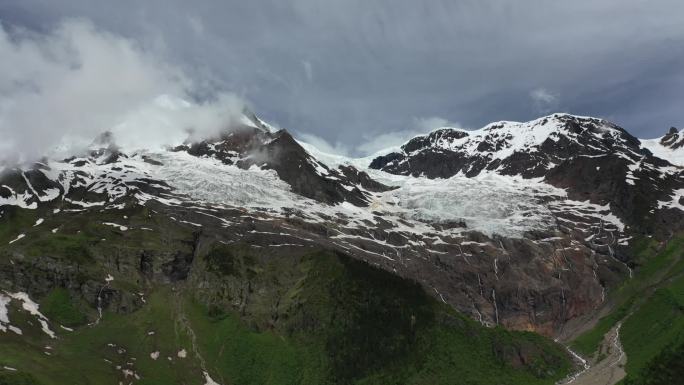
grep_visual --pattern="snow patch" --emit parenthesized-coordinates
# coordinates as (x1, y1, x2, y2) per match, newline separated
(0, 185, 38, 209)
(8, 234, 25, 244)
(102, 222, 128, 231)
(641, 138, 684, 167)
(377, 173, 563, 237)
(0, 294, 10, 332)
(4, 292, 55, 338)
(203, 371, 221, 385)
(657, 188, 684, 211)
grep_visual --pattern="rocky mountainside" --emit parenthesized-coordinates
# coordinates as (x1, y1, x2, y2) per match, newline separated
(0, 112, 683, 384)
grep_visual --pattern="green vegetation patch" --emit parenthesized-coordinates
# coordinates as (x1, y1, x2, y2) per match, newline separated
(0, 206, 40, 244)
(623, 338, 684, 385)
(186, 299, 324, 385)
(571, 236, 684, 356)
(25, 233, 95, 264)
(0, 239, 573, 385)
(620, 273, 684, 382)
(190, 249, 572, 385)
(571, 299, 632, 356)
(0, 371, 42, 385)
(39, 288, 87, 328)
(0, 288, 203, 385)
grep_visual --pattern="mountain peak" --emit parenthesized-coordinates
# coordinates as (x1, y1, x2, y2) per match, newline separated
(662, 127, 683, 149)
(640, 126, 684, 167)
(371, 113, 644, 179)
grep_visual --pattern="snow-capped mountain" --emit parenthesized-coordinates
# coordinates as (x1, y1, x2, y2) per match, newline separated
(1, 112, 682, 338)
(370, 114, 684, 236)
(370, 114, 644, 178)
(640, 126, 684, 167)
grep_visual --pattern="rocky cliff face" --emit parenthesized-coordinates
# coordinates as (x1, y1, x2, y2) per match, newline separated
(660, 127, 684, 150)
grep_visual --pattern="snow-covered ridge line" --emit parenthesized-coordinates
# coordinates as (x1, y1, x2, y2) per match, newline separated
(403, 113, 629, 159)
(4, 112, 680, 244)
(0, 139, 622, 240)
(361, 114, 681, 180)
(300, 113, 682, 172)
(299, 114, 622, 168)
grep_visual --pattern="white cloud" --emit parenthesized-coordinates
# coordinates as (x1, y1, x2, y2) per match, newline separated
(297, 132, 350, 156)
(0, 19, 244, 164)
(414, 116, 458, 132)
(188, 16, 205, 36)
(356, 130, 424, 156)
(355, 116, 461, 156)
(298, 129, 423, 158)
(302, 60, 313, 82)
(529, 88, 559, 114)
(5, 1, 684, 141)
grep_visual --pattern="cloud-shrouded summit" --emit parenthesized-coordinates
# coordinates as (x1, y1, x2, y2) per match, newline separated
(0, 19, 245, 164)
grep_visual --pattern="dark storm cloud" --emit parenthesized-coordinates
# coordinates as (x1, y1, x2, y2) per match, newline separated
(1, 0, 683, 156)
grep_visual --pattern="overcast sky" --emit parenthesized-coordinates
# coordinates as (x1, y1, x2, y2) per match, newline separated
(1, 0, 683, 157)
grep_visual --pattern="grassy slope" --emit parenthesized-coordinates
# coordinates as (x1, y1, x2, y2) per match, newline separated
(190, 251, 572, 385)
(570, 236, 684, 356)
(0, 225, 574, 385)
(622, 339, 684, 385)
(0, 288, 201, 385)
(569, 235, 684, 384)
